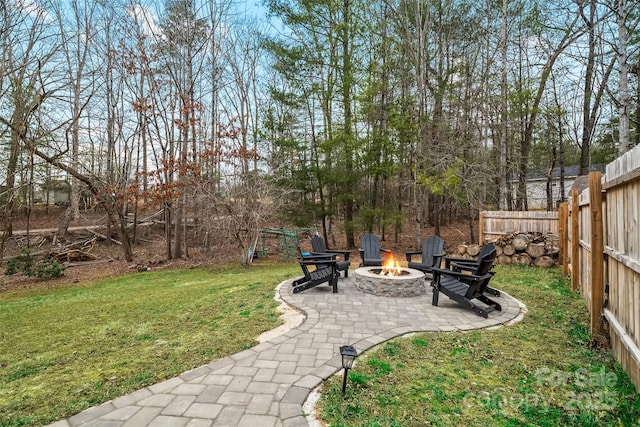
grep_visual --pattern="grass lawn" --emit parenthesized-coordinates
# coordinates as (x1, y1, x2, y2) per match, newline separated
(3, 263, 639, 427)
(0, 262, 299, 427)
(318, 265, 640, 427)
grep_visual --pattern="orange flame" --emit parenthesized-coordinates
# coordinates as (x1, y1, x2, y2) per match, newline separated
(381, 252, 402, 276)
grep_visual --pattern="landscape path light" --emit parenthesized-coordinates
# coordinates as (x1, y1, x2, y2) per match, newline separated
(340, 344, 358, 395)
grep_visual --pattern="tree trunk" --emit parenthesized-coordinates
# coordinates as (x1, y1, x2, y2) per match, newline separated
(498, 0, 509, 210)
(580, 0, 596, 175)
(617, 0, 630, 154)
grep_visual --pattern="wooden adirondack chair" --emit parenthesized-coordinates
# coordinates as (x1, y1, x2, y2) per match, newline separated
(310, 235, 351, 277)
(405, 236, 445, 275)
(444, 242, 500, 296)
(359, 233, 389, 266)
(292, 254, 339, 293)
(431, 248, 501, 318)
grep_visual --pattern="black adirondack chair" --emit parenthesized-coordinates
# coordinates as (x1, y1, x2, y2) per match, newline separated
(444, 242, 496, 270)
(359, 233, 389, 266)
(292, 254, 339, 293)
(431, 248, 501, 318)
(310, 235, 351, 277)
(405, 236, 446, 275)
(444, 242, 500, 296)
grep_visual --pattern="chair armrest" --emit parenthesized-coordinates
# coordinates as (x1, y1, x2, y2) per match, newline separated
(444, 255, 472, 263)
(405, 250, 421, 262)
(299, 254, 337, 265)
(450, 260, 478, 270)
(444, 255, 476, 269)
(431, 266, 483, 282)
(325, 249, 351, 260)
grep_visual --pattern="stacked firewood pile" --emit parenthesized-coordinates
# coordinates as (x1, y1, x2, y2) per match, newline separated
(454, 232, 559, 267)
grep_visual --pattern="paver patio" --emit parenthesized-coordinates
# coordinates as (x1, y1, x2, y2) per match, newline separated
(47, 274, 525, 427)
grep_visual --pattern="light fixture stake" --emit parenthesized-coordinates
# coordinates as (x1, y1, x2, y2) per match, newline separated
(339, 345, 358, 395)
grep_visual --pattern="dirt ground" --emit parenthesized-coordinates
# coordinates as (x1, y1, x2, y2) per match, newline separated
(1, 206, 474, 292)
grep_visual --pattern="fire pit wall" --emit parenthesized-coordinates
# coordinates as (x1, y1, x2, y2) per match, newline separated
(354, 267, 426, 297)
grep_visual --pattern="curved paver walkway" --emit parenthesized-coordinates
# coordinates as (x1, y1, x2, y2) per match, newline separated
(47, 275, 524, 427)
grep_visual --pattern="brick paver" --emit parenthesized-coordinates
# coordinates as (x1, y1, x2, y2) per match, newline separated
(47, 275, 525, 426)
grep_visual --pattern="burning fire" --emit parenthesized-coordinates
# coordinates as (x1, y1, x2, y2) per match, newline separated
(381, 252, 403, 276)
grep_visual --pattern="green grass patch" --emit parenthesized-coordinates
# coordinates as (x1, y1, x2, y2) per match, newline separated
(0, 262, 298, 426)
(318, 265, 640, 427)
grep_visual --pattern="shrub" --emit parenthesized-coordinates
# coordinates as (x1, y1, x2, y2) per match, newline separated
(4, 249, 65, 280)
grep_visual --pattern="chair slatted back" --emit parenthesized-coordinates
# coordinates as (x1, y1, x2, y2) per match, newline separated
(360, 233, 381, 259)
(474, 247, 497, 276)
(478, 242, 496, 260)
(421, 236, 445, 267)
(311, 235, 327, 253)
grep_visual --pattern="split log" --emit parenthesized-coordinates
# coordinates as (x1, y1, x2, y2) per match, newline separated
(467, 244, 481, 257)
(497, 254, 512, 264)
(547, 247, 560, 257)
(503, 244, 515, 256)
(514, 253, 532, 265)
(456, 245, 467, 255)
(525, 243, 546, 259)
(489, 231, 558, 267)
(534, 256, 555, 267)
(512, 234, 529, 251)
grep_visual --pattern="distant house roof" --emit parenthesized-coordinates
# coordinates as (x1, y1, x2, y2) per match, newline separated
(524, 163, 606, 181)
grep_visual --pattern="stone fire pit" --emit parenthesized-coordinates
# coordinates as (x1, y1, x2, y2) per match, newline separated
(354, 267, 426, 297)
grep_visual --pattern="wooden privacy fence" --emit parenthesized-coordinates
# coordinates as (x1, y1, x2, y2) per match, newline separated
(479, 145, 640, 392)
(479, 210, 559, 242)
(558, 144, 640, 392)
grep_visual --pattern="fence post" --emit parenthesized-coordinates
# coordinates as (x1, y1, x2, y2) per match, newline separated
(478, 211, 484, 244)
(559, 202, 568, 276)
(589, 172, 604, 337)
(571, 189, 580, 291)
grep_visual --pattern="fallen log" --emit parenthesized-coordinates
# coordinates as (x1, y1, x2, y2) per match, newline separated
(87, 229, 122, 245)
(48, 249, 98, 263)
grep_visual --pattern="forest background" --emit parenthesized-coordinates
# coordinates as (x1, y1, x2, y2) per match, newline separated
(1, 0, 639, 265)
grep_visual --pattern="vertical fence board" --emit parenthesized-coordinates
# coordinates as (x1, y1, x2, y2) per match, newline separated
(571, 189, 580, 291)
(559, 203, 568, 276)
(589, 172, 604, 337)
